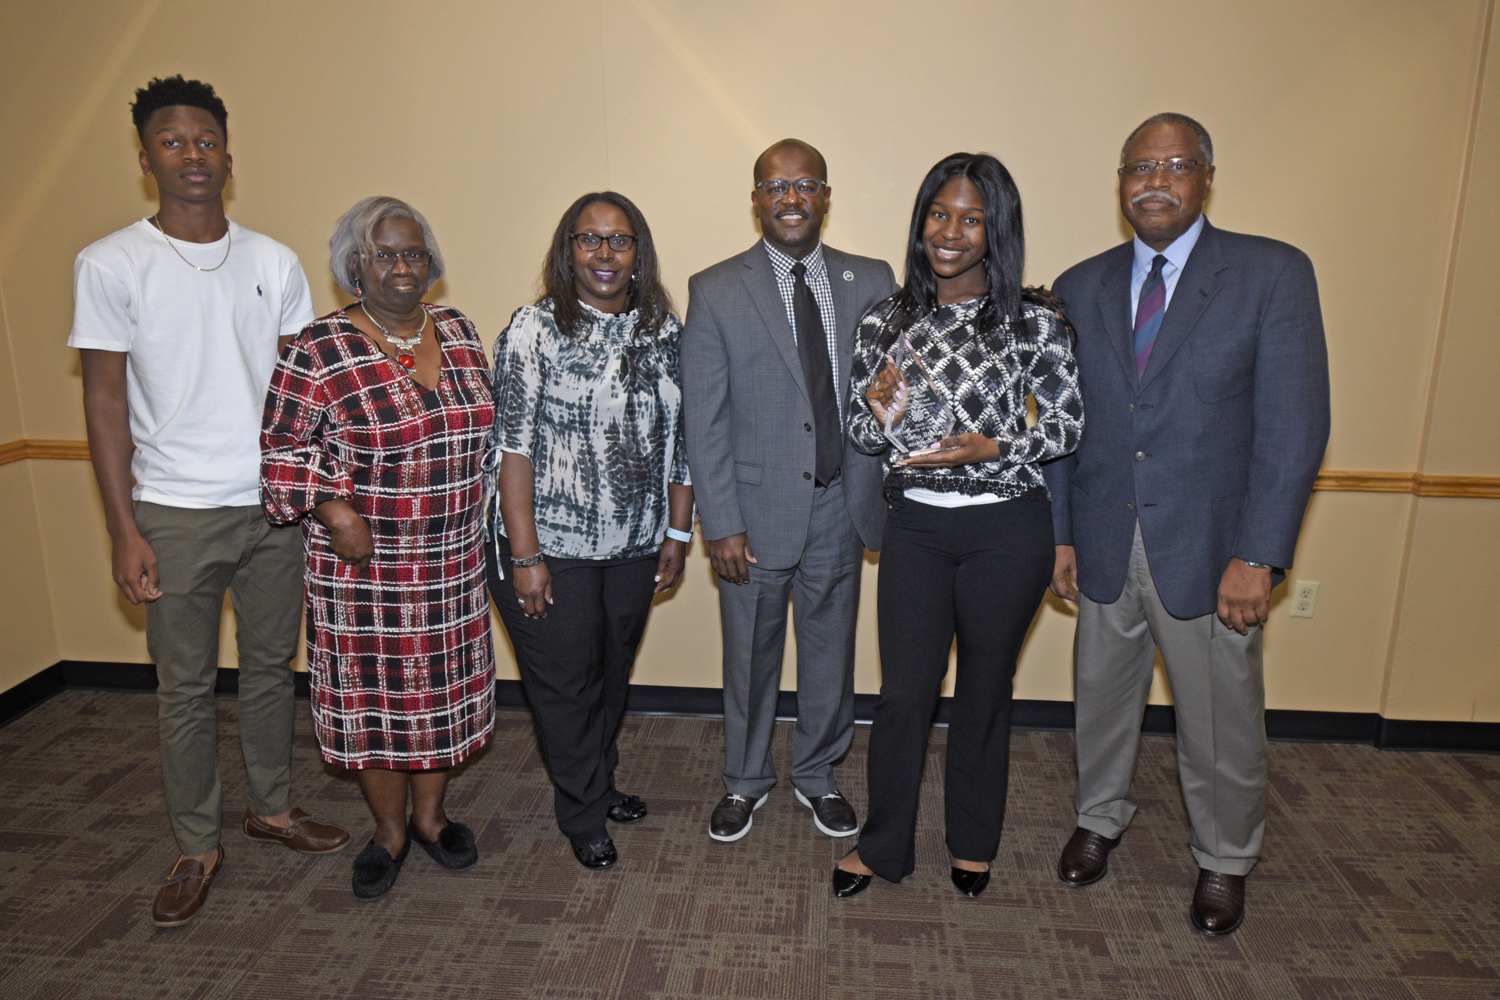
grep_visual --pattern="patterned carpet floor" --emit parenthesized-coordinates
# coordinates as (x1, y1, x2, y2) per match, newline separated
(0, 690, 1497, 999)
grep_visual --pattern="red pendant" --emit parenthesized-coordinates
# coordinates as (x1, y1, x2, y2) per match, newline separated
(398, 352, 416, 370)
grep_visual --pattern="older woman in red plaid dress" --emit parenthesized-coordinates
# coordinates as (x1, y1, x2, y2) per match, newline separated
(261, 196, 494, 900)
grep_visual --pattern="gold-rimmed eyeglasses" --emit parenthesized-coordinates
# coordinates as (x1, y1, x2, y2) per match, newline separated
(1118, 158, 1208, 179)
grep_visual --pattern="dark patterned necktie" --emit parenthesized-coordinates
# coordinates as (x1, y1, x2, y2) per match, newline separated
(792, 261, 841, 486)
(1134, 254, 1168, 378)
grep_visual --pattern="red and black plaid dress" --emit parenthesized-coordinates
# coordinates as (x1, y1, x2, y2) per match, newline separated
(260, 305, 496, 770)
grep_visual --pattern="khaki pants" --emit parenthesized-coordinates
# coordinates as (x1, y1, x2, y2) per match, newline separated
(1073, 522, 1267, 876)
(135, 502, 304, 855)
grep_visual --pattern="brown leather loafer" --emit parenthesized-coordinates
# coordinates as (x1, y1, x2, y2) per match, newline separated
(1190, 870, 1247, 935)
(1057, 827, 1121, 886)
(242, 807, 350, 855)
(152, 847, 223, 927)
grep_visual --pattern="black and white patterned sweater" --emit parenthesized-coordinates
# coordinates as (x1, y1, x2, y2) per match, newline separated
(847, 295, 1083, 500)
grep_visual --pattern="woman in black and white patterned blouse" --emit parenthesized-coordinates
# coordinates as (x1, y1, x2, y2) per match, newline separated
(831, 153, 1083, 899)
(486, 192, 694, 870)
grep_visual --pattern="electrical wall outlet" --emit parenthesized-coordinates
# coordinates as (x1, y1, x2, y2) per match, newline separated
(1290, 580, 1319, 618)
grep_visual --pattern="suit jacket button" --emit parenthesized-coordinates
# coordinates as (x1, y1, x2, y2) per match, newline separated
(1135, 451, 1145, 461)
(805, 423, 812, 432)
(1127, 502, 1136, 510)
(804, 472, 812, 480)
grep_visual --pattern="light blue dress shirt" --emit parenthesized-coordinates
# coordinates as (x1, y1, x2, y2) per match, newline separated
(1129, 213, 1206, 322)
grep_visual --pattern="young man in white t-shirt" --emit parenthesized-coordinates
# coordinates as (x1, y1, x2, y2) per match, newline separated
(70, 76, 348, 928)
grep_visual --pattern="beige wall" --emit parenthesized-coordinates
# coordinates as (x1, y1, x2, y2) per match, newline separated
(1, 0, 1495, 720)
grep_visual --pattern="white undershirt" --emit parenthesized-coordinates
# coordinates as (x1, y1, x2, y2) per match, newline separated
(903, 487, 1003, 507)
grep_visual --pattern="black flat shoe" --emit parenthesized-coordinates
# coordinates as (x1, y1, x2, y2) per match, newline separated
(951, 867, 991, 897)
(607, 795, 648, 824)
(352, 838, 410, 900)
(572, 838, 618, 870)
(832, 865, 872, 898)
(409, 819, 478, 871)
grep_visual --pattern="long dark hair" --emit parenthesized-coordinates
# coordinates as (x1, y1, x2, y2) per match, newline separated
(541, 191, 673, 342)
(883, 153, 1025, 349)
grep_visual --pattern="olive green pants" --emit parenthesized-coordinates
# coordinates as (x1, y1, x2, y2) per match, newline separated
(135, 502, 304, 856)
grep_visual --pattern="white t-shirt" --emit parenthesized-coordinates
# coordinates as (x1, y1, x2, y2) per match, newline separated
(69, 218, 315, 508)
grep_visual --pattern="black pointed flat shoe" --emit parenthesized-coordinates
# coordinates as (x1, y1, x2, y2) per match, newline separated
(352, 838, 410, 900)
(951, 867, 991, 897)
(832, 865, 872, 898)
(409, 819, 478, 871)
(572, 838, 618, 870)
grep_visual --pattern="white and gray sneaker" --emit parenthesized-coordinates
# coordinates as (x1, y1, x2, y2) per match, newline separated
(795, 788, 859, 837)
(708, 792, 769, 842)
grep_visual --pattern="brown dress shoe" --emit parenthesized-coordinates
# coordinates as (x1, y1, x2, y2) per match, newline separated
(242, 808, 351, 855)
(152, 847, 223, 927)
(1057, 827, 1121, 886)
(1191, 870, 1247, 935)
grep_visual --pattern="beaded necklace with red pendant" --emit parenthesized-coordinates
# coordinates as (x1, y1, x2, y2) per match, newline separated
(361, 301, 426, 370)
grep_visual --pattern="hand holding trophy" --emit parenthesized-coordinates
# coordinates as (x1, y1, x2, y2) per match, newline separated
(873, 335, 958, 462)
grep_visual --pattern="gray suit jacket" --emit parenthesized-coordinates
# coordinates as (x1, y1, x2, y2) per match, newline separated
(682, 242, 899, 569)
(1041, 219, 1330, 619)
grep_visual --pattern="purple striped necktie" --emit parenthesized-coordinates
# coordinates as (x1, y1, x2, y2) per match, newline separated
(1134, 254, 1168, 378)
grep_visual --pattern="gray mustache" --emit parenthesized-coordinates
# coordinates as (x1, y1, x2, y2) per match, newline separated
(1132, 190, 1181, 209)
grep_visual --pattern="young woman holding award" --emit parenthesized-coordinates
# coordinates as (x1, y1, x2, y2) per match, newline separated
(832, 153, 1084, 899)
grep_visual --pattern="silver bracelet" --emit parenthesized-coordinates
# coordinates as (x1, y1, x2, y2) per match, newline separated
(1241, 560, 1271, 569)
(511, 551, 545, 568)
(665, 526, 693, 543)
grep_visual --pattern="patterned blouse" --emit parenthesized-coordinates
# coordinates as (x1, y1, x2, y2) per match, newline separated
(848, 295, 1084, 499)
(488, 298, 690, 560)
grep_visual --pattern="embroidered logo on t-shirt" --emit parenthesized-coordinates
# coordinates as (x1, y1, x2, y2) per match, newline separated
(257, 285, 263, 296)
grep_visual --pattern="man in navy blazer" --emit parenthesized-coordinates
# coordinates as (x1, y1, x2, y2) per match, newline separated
(1041, 113, 1329, 936)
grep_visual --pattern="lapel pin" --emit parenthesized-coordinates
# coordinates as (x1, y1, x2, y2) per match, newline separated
(843, 271, 854, 281)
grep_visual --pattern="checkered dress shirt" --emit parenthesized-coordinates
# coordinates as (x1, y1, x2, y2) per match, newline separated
(762, 240, 842, 421)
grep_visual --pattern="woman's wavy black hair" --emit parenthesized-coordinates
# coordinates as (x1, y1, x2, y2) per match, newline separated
(883, 152, 1026, 349)
(541, 191, 673, 342)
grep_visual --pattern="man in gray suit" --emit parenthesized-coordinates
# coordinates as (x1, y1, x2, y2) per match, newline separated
(1042, 113, 1329, 935)
(682, 139, 897, 843)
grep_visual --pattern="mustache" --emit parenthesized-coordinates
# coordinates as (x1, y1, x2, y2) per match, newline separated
(1132, 189, 1181, 209)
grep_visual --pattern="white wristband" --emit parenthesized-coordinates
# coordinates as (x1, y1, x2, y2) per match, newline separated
(665, 526, 693, 543)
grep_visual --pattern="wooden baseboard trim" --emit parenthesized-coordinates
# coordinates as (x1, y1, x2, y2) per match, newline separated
(1313, 471, 1418, 493)
(0, 439, 92, 466)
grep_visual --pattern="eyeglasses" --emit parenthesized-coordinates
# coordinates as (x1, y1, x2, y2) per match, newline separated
(1118, 158, 1208, 179)
(755, 178, 828, 198)
(571, 232, 638, 252)
(365, 249, 432, 268)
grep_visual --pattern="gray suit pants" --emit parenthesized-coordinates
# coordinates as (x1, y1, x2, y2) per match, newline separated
(1074, 522, 1266, 876)
(720, 479, 861, 799)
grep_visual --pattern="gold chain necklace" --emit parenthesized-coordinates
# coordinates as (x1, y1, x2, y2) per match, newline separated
(151, 214, 231, 272)
(361, 301, 427, 370)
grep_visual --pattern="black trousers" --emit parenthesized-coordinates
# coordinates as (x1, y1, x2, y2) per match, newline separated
(486, 535, 658, 847)
(857, 495, 1054, 883)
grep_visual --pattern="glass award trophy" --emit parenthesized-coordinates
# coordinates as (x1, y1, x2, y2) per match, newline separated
(882, 334, 957, 462)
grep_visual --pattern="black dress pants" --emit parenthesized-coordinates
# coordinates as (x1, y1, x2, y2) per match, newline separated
(486, 535, 658, 847)
(857, 495, 1054, 883)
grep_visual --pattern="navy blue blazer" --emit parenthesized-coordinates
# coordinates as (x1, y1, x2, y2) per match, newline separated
(1041, 218, 1330, 620)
